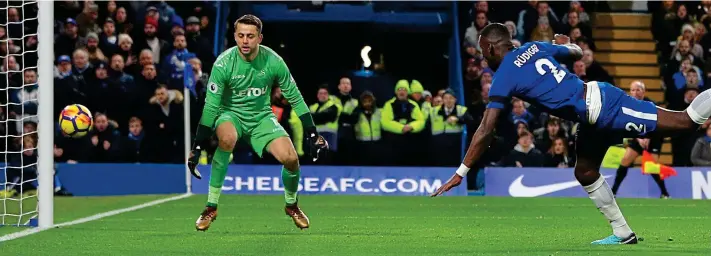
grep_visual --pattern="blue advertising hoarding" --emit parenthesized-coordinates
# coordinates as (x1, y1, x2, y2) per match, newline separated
(51, 164, 466, 196)
(484, 167, 711, 199)
(191, 165, 467, 196)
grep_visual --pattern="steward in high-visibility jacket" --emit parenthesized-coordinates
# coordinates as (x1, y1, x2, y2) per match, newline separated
(341, 90, 383, 166)
(409, 80, 433, 166)
(332, 77, 358, 164)
(381, 79, 426, 166)
(310, 85, 342, 152)
(429, 89, 474, 167)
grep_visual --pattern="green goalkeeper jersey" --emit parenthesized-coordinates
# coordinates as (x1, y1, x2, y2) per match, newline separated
(200, 45, 310, 129)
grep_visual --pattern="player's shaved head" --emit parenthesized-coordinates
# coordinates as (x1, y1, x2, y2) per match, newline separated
(478, 23, 513, 70)
(479, 23, 512, 45)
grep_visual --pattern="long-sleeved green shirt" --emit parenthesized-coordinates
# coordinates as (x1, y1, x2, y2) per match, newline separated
(200, 45, 312, 130)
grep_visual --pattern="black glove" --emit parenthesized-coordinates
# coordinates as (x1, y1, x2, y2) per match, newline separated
(187, 124, 212, 179)
(187, 145, 202, 179)
(306, 127, 328, 162)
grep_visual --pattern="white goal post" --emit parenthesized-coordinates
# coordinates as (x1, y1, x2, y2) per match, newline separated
(37, 0, 54, 229)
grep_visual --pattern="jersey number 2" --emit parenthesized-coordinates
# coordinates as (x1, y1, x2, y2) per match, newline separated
(535, 59, 566, 84)
(625, 122, 646, 133)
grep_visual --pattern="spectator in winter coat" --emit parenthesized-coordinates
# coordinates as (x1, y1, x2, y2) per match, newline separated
(499, 131, 545, 167)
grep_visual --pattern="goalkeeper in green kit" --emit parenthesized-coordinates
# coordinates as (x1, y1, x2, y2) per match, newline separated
(187, 14, 328, 231)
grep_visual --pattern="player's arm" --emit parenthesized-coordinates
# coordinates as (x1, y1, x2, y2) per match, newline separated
(187, 61, 228, 178)
(545, 34, 583, 60)
(275, 57, 328, 158)
(431, 74, 512, 197)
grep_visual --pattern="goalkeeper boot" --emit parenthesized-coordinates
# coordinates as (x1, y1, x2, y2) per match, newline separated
(195, 206, 217, 231)
(591, 233, 638, 245)
(285, 202, 310, 229)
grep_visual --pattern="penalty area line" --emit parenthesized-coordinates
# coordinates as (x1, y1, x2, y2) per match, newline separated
(0, 193, 192, 243)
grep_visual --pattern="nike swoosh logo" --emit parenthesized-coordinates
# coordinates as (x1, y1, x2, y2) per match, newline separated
(508, 174, 612, 197)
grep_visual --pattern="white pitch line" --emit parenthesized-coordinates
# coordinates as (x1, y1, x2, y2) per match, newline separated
(0, 193, 192, 243)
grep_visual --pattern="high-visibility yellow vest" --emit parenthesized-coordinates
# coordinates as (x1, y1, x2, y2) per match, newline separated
(355, 109, 382, 141)
(332, 95, 358, 115)
(309, 99, 341, 133)
(430, 105, 467, 135)
(421, 101, 432, 121)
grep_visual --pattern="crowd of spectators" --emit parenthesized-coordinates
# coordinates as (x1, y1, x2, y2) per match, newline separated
(651, 0, 711, 167)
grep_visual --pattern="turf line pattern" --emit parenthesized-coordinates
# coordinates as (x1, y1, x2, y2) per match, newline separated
(0, 193, 192, 243)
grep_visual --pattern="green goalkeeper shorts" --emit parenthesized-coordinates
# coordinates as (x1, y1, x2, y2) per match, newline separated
(215, 112, 289, 157)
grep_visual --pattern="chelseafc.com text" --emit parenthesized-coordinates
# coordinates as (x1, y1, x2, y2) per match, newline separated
(221, 176, 443, 194)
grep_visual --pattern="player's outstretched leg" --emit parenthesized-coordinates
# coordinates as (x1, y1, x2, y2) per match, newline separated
(196, 122, 237, 231)
(574, 128, 638, 245)
(269, 137, 310, 229)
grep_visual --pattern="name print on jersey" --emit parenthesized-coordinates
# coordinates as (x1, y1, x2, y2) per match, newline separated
(237, 86, 268, 97)
(513, 44, 540, 68)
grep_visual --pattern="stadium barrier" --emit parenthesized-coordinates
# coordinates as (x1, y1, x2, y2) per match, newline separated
(485, 167, 711, 200)
(53, 164, 467, 196)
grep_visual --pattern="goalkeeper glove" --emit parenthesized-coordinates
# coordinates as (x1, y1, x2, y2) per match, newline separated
(187, 124, 212, 179)
(306, 126, 328, 162)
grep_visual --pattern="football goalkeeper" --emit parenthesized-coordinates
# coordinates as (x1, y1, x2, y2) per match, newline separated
(187, 14, 328, 231)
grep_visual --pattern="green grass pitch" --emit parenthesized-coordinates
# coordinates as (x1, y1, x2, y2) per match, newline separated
(1, 195, 710, 255)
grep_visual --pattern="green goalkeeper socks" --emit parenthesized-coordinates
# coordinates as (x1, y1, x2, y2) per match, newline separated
(281, 167, 300, 205)
(207, 148, 231, 207)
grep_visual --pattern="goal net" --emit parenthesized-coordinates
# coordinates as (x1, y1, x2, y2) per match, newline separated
(1, 0, 53, 229)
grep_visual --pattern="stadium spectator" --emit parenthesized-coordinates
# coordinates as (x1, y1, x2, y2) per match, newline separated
(55, 18, 80, 57)
(509, 98, 537, 130)
(114, 7, 133, 35)
(432, 95, 443, 108)
(429, 89, 473, 166)
(11, 69, 39, 133)
(561, 1, 590, 24)
(670, 88, 701, 166)
(671, 26, 704, 60)
(145, 85, 184, 163)
(269, 87, 304, 160)
(464, 11, 490, 52)
(311, 84, 341, 157)
(530, 16, 554, 42)
(535, 118, 567, 154)
(381, 80, 426, 166)
(332, 77, 358, 165)
(163, 34, 195, 90)
(135, 16, 170, 65)
(76, 3, 101, 38)
(522, 1, 560, 41)
(88, 113, 121, 162)
(121, 116, 150, 163)
(691, 121, 711, 166)
(674, 4, 691, 36)
(499, 130, 545, 167)
(561, 10, 591, 40)
(185, 16, 214, 72)
(343, 91, 384, 166)
(572, 60, 588, 82)
(83, 32, 108, 63)
(544, 137, 574, 168)
(580, 49, 613, 84)
(99, 18, 118, 54)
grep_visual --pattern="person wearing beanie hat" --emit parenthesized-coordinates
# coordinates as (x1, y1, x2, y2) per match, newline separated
(428, 88, 474, 166)
(409, 80, 434, 147)
(136, 16, 170, 65)
(381, 79, 426, 166)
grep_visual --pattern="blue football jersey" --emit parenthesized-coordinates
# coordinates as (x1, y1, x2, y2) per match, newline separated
(487, 42, 587, 122)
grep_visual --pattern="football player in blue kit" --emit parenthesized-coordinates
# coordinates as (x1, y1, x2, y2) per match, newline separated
(431, 23, 711, 245)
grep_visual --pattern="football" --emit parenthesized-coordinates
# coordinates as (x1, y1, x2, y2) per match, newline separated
(59, 104, 94, 138)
